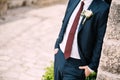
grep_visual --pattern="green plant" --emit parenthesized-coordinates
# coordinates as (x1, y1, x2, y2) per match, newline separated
(42, 64, 54, 80)
(85, 72, 96, 80)
(42, 63, 96, 80)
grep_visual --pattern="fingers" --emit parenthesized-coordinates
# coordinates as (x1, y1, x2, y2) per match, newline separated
(54, 48, 59, 54)
(79, 66, 91, 77)
(79, 66, 87, 69)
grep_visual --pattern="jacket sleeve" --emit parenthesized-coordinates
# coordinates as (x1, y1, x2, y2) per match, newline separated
(88, 6, 109, 72)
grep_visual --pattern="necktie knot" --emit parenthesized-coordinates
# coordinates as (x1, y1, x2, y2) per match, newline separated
(81, 1, 85, 6)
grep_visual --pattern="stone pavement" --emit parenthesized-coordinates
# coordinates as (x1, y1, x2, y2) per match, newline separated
(0, 4, 66, 80)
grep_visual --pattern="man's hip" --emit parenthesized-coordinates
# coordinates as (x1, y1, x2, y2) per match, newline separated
(54, 49, 86, 80)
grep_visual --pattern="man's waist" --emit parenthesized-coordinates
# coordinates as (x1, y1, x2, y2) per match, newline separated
(60, 43, 81, 59)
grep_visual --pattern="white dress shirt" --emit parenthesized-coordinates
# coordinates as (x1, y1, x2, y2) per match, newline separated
(60, 0, 93, 59)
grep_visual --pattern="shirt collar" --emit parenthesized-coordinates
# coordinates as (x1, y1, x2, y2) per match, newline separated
(82, 0, 93, 4)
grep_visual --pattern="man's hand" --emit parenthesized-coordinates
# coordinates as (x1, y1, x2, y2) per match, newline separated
(54, 48, 59, 54)
(79, 66, 91, 77)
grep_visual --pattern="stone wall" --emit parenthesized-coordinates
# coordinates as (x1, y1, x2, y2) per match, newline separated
(0, 0, 66, 16)
(0, 0, 7, 16)
(97, 0, 120, 80)
(8, 0, 66, 8)
(7, 0, 38, 8)
(36, 0, 66, 7)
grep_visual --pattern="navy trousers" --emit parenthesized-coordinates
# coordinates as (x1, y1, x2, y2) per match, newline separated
(54, 49, 86, 80)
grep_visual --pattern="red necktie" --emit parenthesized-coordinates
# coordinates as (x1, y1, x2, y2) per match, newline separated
(64, 1, 84, 59)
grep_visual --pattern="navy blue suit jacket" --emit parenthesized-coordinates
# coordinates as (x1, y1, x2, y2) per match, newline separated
(54, 0, 109, 72)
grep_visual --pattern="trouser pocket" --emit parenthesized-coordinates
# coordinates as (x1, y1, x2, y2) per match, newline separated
(63, 61, 85, 79)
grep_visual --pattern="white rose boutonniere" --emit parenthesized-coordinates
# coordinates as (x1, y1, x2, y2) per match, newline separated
(81, 10, 93, 25)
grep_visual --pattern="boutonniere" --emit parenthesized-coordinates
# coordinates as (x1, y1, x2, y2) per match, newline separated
(81, 10, 93, 25)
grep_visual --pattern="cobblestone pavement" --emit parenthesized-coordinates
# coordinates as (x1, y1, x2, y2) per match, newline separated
(0, 4, 66, 80)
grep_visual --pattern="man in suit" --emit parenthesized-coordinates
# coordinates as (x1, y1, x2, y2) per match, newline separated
(54, 0, 110, 80)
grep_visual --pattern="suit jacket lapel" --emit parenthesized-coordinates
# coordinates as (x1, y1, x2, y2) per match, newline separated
(78, 0, 99, 32)
(63, 0, 80, 28)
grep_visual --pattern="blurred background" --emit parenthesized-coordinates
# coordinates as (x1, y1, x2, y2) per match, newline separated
(0, 0, 67, 80)
(0, 0, 120, 80)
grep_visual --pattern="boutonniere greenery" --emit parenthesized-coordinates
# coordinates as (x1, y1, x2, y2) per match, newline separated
(81, 10, 93, 25)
